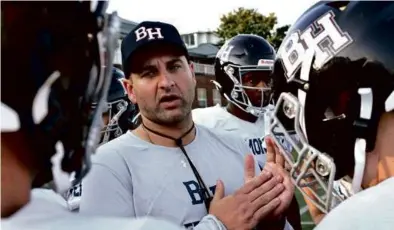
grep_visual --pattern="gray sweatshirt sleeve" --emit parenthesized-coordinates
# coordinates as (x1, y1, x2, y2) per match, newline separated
(79, 150, 135, 217)
(192, 215, 227, 230)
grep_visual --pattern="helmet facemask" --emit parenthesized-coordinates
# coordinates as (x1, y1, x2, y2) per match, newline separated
(269, 92, 341, 214)
(218, 63, 274, 117)
(100, 98, 129, 144)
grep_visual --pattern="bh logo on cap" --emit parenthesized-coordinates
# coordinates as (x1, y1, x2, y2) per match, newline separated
(135, 27, 164, 42)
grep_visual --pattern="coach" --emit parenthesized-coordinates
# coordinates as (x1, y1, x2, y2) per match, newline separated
(79, 20, 294, 230)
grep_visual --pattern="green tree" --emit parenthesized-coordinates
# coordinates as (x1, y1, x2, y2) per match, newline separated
(269, 25, 290, 49)
(216, 7, 290, 50)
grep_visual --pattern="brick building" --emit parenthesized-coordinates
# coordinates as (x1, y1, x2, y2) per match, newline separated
(116, 18, 226, 109)
(182, 33, 226, 108)
(191, 57, 227, 109)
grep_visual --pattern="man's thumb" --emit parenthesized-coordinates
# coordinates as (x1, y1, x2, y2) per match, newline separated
(212, 179, 225, 201)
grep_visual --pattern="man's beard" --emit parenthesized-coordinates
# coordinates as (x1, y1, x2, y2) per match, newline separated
(141, 97, 193, 126)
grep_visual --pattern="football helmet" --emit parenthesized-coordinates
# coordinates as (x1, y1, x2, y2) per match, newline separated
(269, 1, 394, 213)
(97, 67, 137, 143)
(1, 1, 120, 193)
(214, 34, 276, 116)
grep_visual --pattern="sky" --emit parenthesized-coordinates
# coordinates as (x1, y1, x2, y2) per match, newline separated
(107, 0, 320, 34)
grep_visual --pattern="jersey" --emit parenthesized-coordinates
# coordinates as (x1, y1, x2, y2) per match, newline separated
(315, 177, 394, 230)
(30, 188, 68, 208)
(1, 189, 184, 230)
(78, 125, 260, 229)
(192, 104, 292, 169)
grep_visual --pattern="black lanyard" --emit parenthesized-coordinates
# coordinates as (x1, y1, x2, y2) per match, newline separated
(142, 122, 212, 211)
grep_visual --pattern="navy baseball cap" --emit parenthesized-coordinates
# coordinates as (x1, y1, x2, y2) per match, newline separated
(121, 21, 189, 78)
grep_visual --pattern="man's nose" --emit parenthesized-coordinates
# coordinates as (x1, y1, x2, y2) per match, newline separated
(157, 70, 175, 91)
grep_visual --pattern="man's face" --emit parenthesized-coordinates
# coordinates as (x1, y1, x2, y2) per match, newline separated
(241, 70, 272, 107)
(124, 45, 196, 126)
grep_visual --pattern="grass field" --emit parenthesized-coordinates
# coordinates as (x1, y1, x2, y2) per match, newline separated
(295, 189, 316, 230)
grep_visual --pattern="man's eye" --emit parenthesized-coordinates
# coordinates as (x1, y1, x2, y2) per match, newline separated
(169, 64, 182, 72)
(141, 71, 155, 78)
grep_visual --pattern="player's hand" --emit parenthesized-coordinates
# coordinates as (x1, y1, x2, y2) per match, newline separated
(209, 154, 284, 230)
(263, 137, 295, 219)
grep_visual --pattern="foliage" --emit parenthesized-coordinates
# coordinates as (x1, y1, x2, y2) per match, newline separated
(216, 7, 290, 50)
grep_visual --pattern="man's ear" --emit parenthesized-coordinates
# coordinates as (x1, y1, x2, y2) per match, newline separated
(121, 78, 137, 104)
(189, 62, 196, 84)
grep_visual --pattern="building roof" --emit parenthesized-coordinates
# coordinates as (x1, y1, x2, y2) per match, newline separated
(119, 17, 138, 38)
(182, 31, 217, 35)
(188, 43, 219, 59)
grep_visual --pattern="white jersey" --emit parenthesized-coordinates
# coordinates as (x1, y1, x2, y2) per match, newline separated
(316, 177, 394, 230)
(192, 104, 292, 169)
(79, 124, 293, 229)
(31, 188, 69, 208)
(1, 189, 184, 230)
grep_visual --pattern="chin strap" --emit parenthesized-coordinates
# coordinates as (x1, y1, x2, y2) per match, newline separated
(142, 122, 213, 212)
(352, 138, 366, 193)
(351, 88, 373, 194)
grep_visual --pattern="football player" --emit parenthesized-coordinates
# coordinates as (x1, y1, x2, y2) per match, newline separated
(193, 34, 277, 168)
(1, 2, 184, 230)
(192, 34, 301, 230)
(269, 1, 394, 229)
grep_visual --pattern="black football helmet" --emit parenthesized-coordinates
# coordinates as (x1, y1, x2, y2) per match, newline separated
(269, 1, 394, 213)
(97, 67, 137, 143)
(214, 34, 276, 116)
(1, 1, 120, 192)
